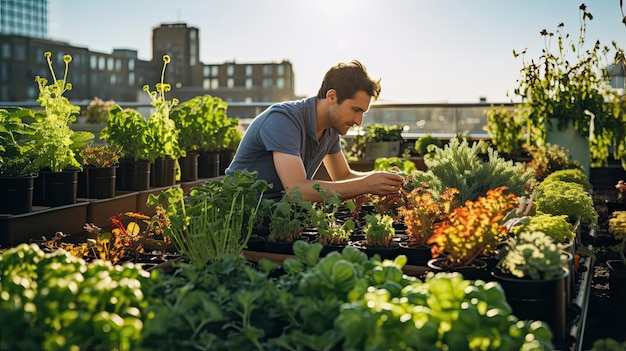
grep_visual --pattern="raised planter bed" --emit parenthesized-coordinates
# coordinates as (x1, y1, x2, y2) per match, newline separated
(0, 202, 89, 247)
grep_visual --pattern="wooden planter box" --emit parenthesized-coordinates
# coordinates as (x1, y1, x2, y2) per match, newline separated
(0, 202, 89, 247)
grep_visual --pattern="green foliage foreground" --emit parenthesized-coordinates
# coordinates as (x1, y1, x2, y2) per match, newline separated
(1, 242, 555, 351)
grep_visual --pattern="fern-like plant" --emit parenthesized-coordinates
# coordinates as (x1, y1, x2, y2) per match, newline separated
(410, 137, 532, 203)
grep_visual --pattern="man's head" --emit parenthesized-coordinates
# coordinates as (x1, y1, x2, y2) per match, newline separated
(316, 60, 381, 103)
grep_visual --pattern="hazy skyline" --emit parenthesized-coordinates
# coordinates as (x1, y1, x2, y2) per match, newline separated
(49, 0, 625, 103)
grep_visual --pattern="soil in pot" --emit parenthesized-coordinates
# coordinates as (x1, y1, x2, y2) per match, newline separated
(351, 239, 400, 260)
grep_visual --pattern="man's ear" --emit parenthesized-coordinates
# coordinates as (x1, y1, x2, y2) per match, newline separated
(326, 89, 337, 103)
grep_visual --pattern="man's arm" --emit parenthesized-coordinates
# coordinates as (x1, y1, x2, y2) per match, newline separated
(273, 151, 404, 202)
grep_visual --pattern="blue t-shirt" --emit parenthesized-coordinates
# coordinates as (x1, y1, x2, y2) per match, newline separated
(225, 96, 341, 198)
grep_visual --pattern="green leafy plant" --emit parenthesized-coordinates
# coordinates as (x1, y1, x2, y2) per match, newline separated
(349, 123, 404, 159)
(533, 179, 598, 227)
(428, 186, 518, 267)
(0, 243, 151, 351)
(0, 107, 36, 174)
(301, 183, 356, 246)
(81, 144, 121, 168)
(373, 156, 416, 173)
(512, 213, 576, 244)
(101, 55, 184, 162)
(267, 188, 311, 242)
(148, 170, 270, 266)
(497, 230, 568, 280)
(512, 4, 622, 166)
(484, 105, 527, 157)
(169, 94, 237, 153)
(414, 133, 442, 157)
(362, 213, 396, 247)
(28, 52, 95, 172)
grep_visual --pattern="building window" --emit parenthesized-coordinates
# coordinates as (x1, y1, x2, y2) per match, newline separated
(227, 65, 234, 76)
(107, 58, 114, 70)
(277, 64, 285, 75)
(245, 65, 252, 76)
(129, 72, 135, 85)
(14, 44, 25, 61)
(90, 56, 97, 70)
(227, 78, 234, 88)
(203, 66, 210, 77)
(1, 43, 10, 59)
(244, 97, 252, 103)
(245, 78, 253, 89)
(98, 56, 105, 70)
(263, 65, 273, 75)
(277, 78, 285, 89)
(115, 59, 122, 71)
(110, 75, 117, 85)
(203, 78, 210, 89)
(262, 78, 272, 88)
(211, 65, 218, 76)
(211, 78, 219, 89)
(0, 62, 7, 82)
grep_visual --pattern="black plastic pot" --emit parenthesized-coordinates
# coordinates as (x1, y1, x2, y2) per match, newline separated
(0, 175, 36, 214)
(116, 159, 150, 191)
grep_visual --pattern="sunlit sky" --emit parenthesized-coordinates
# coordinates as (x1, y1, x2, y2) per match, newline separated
(49, 0, 625, 103)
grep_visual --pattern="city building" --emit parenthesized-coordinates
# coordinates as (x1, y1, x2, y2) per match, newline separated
(0, 4, 297, 104)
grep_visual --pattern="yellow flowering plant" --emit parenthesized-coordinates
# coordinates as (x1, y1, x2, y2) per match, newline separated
(28, 52, 94, 172)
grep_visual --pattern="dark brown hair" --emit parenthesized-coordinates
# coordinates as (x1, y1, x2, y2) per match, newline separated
(316, 60, 381, 103)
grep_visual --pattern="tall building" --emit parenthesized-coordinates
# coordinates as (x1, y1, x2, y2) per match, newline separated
(0, 0, 47, 39)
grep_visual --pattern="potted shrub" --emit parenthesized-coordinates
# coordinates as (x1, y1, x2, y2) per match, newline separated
(349, 123, 405, 161)
(492, 230, 570, 344)
(410, 137, 532, 204)
(101, 55, 184, 189)
(511, 4, 622, 177)
(524, 143, 580, 182)
(426, 186, 518, 280)
(77, 145, 121, 199)
(533, 179, 598, 228)
(28, 52, 94, 206)
(484, 105, 528, 161)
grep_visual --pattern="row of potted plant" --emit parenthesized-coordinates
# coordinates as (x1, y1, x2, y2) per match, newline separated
(0, 52, 242, 215)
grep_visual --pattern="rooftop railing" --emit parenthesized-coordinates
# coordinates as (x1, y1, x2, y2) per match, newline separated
(0, 100, 518, 139)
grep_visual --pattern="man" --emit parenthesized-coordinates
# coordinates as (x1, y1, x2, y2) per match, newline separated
(225, 60, 405, 201)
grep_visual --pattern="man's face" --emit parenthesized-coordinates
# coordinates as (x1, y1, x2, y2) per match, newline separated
(329, 90, 371, 135)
